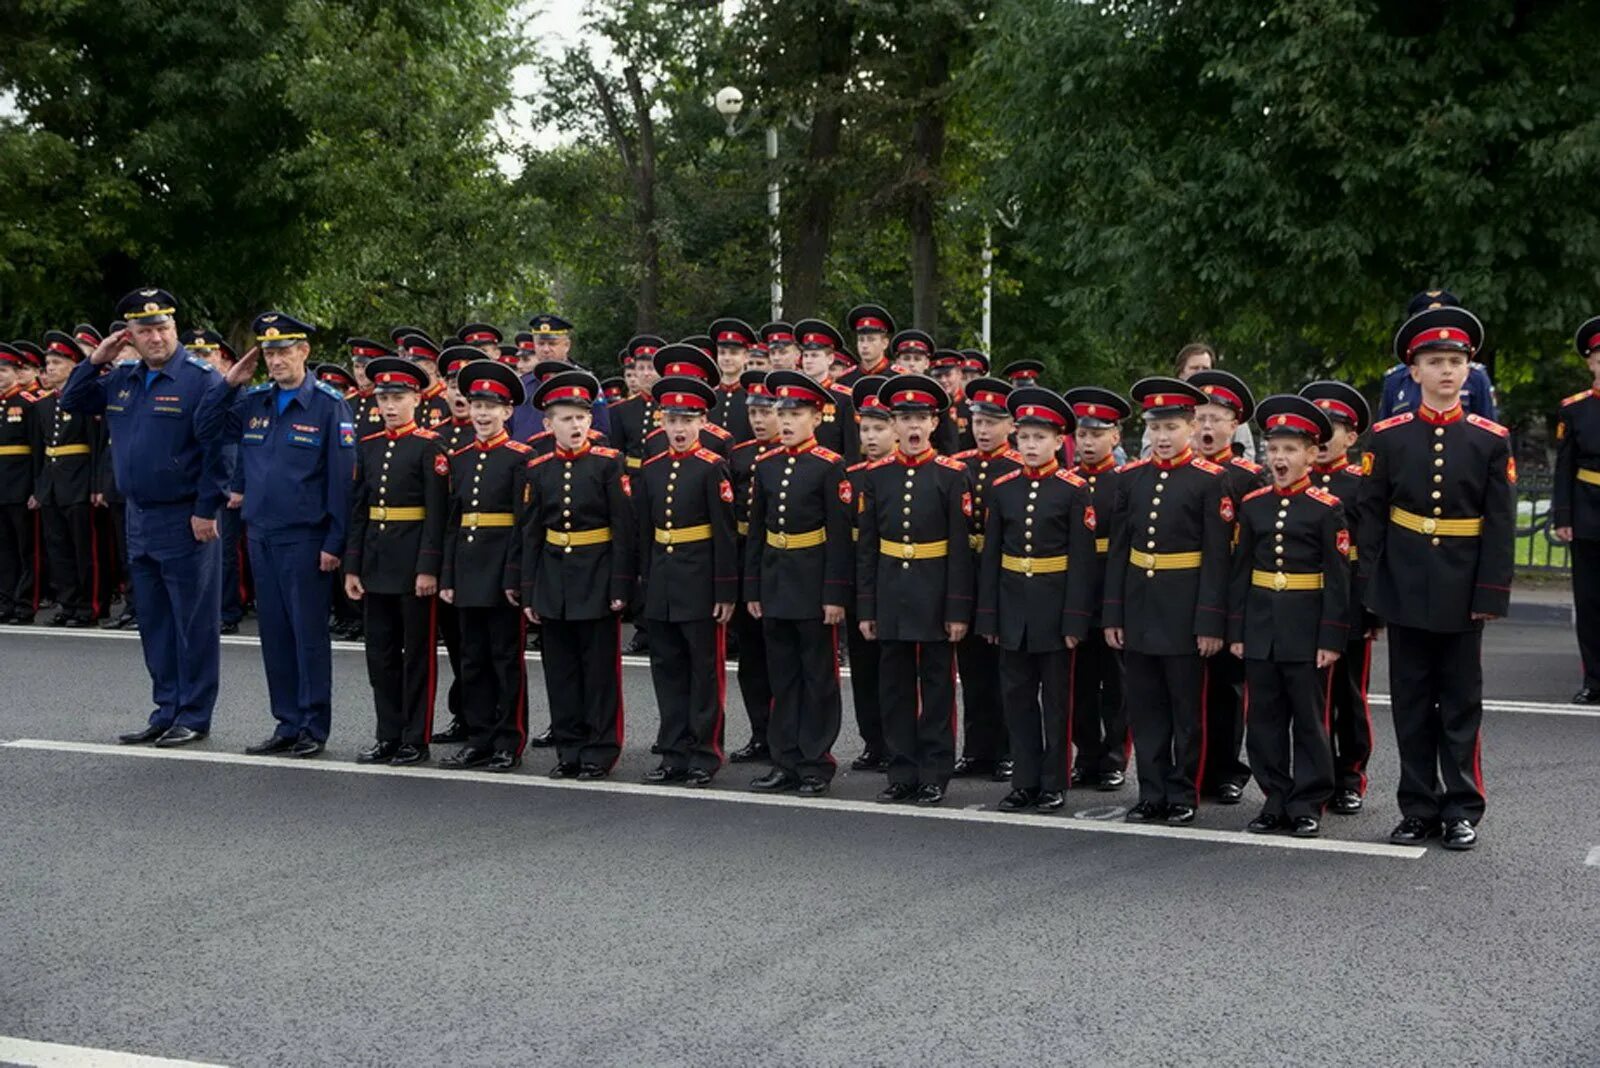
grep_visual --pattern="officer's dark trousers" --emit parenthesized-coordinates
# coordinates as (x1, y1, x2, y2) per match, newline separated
(1200, 649, 1251, 792)
(879, 640, 958, 787)
(958, 631, 1007, 761)
(249, 535, 333, 743)
(437, 602, 464, 724)
(218, 505, 245, 624)
(1329, 635, 1375, 793)
(1244, 659, 1335, 819)
(41, 502, 96, 621)
(1572, 539, 1600, 691)
(764, 617, 841, 781)
(364, 591, 438, 746)
(127, 502, 220, 731)
(846, 613, 884, 754)
(542, 615, 623, 769)
(732, 603, 771, 746)
(1123, 650, 1206, 807)
(0, 502, 35, 618)
(457, 604, 527, 755)
(1000, 647, 1072, 792)
(1386, 623, 1487, 824)
(648, 618, 724, 774)
(1072, 628, 1127, 774)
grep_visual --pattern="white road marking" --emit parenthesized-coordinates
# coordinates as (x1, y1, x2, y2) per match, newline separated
(0, 738, 1424, 860)
(1586, 846, 1600, 868)
(0, 1035, 225, 1067)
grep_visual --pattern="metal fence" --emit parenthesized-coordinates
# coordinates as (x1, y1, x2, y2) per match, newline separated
(1515, 477, 1570, 572)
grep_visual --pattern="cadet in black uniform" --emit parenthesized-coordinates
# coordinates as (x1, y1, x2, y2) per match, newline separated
(439, 362, 532, 772)
(1359, 305, 1514, 851)
(1103, 377, 1232, 825)
(32, 332, 100, 627)
(890, 329, 934, 377)
(977, 388, 1099, 812)
(857, 374, 975, 805)
(0, 343, 38, 623)
(1228, 395, 1350, 837)
(845, 304, 896, 381)
(345, 357, 449, 766)
(426, 347, 481, 747)
(845, 376, 895, 769)
(636, 375, 738, 786)
(346, 338, 393, 440)
(643, 345, 734, 460)
(608, 335, 664, 471)
(395, 332, 453, 429)
(951, 376, 1022, 780)
(1301, 379, 1377, 814)
(727, 370, 778, 763)
(929, 350, 972, 455)
(1553, 316, 1600, 705)
(761, 322, 800, 372)
(745, 371, 853, 796)
(1002, 361, 1045, 388)
(709, 318, 756, 443)
(1063, 386, 1131, 790)
(521, 369, 635, 779)
(792, 319, 859, 464)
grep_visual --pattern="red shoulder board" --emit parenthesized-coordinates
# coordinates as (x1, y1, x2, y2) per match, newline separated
(704, 423, 732, 440)
(642, 451, 672, 467)
(414, 428, 439, 439)
(1465, 413, 1510, 438)
(1190, 457, 1225, 475)
(848, 459, 874, 473)
(991, 469, 1023, 488)
(756, 446, 785, 463)
(1231, 456, 1263, 474)
(505, 440, 531, 454)
(694, 447, 722, 463)
(528, 430, 552, 442)
(1242, 485, 1274, 503)
(1342, 462, 1363, 477)
(953, 448, 979, 460)
(1117, 457, 1150, 472)
(360, 430, 387, 443)
(867, 456, 897, 470)
(1003, 448, 1025, 463)
(1371, 412, 1414, 433)
(812, 445, 843, 464)
(1305, 485, 1340, 507)
(449, 444, 475, 457)
(587, 428, 607, 440)
(1562, 389, 1595, 408)
(644, 426, 664, 440)
(591, 445, 619, 458)
(830, 384, 852, 399)
(935, 455, 966, 471)
(526, 452, 555, 468)
(1055, 469, 1086, 487)
(733, 438, 762, 452)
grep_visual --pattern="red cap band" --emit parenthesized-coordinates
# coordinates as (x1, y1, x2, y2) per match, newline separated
(971, 389, 1006, 408)
(766, 331, 794, 343)
(716, 331, 747, 344)
(1587, 332, 1600, 353)
(1266, 412, 1319, 436)
(1313, 399, 1357, 423)
(1009, 368, 1040, 380)
(1199, 385, 1243, 411)
(801, 333, 833, 347)
(464, 331, 496, 343)
(47, 340, 78, 357)
(74, 331, 98, 345)
(895, 338, 930, 353)
(1407, 326, 1472, 356)
(855, 317, 888, 331)
(1016, 404, 1067, 427)
(961, 358, 986, 372)
(1074, 402, 1118, 421)
(632, 345, 659, 358)
(662, 391, 709, 410)
(1142, 393, 1194, 410)
(544, 385, 592, 404)
(662, 360, 710, 380)
(890, 389, 938, 408)
(375, 371, 419, 387)
(469, 378, 511, 399)
(351, 344, 386, 359)
(775, 383, 826, 406)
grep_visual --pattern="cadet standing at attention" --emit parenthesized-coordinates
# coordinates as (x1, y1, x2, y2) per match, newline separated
(31, 332, 100, 628)
(1552, 315, 1600, 705)
(0, 341, 39, 624)
(845, 376, 895, 770)
(727, 370, 779, 763)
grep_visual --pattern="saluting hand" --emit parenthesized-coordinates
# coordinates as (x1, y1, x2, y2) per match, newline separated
(223, 346, 260, 388)
(89, 328, 131, 366)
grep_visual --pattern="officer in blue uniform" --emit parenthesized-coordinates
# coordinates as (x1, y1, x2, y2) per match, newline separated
(508, 314, 611, 441)
(59, 287, 228, 747)
(197, 312, 356, 758)
(1377, 290, 1498, 421)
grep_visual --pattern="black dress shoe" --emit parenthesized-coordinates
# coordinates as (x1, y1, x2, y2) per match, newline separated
(1441, 818, 1478, 851)
(1096, 770, 1126, 792)
(1572, 687, 1600, 705)
(624, 630, 649, 654)
(1069, 767, 1086, 788)
(48, 613, 70, 627)
(118, 724, 167, 745)
(876, 783, 918, 803)
(101, 615, 128, 630)
(576, 763, 608, 780)
(643, 765, 687, 783)
(528, 727, 555, 749)
(851, 750, 885, 771)
(1036, 790, 1066, 812)
(1330, 789, 1363, 814)
(1125, 801, 1166, 822)
(153, 725, 207, 748)
(730, 741, 771, 763)
(390, 744, 428, 766)
(991, 759, 1014, 782)
(289, 736, 325, 758)
(952, 756, 994, 778)
(357, 740, 400, 764)
(998, 787, 1038, 812)
(245, 735, 297, 755)
(1215, 781, 1245, 805)
(548, 761, 581, 779)
(220, 620, 240, 636)
(63, 616, 93, 629)
(1165, 804, 1196, 825)
(915, 783, 946, 806)
(1290, 816, 1321, 838)
(797, 776, 829, 797)
(430, 719, 468, 744)
(485, 751, 521, 772)
(1247, 811, 1285, 834)
(750, 768, 800, 793)
(683, 768, 714, 787)
(442, 746, 494, 769)
(1389, 816, 1440, 845)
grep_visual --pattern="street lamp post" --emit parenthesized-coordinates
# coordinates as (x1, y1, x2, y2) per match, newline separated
(715, 86, 782, 323)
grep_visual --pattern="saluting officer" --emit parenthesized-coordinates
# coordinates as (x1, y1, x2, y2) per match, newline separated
(636, 374, 738, 786)
(1553, 316, 1600, 705)
(439, 361, 533, 772)
(1103, 377, 1232, 825)
(842, 304, 896, 384)
(845, 376, 895, 769)
(857, 374, 975, 806)
(1228, 396, 1350, 838)
(1359, 305, 1514, 851)
(509, 314, 611, 442)
(1062, 386, 1132, 790)
(643, 344, 734, 460)
(708, 318, 756, 442)
(727, 370, 779, 763)
(31, 331, 100, 627)
(791, 319, 860, 464)
(521, 369, 635, 780)
(0, 342, 39, 624)
(199, 312, 356, 759)
(345, 356, 449, 766)
(1301, 379, 1378, 814)
(744, 371, 854, 796)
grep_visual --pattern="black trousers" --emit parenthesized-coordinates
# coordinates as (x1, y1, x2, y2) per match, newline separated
(1328, 634, 1375, 793)
(1000, 646, 1073, 792)
(1572, 539, 1600, 690)
(958, 631, 1007, 760)
(542, 615, 623, 769)
(457, 604, 527, 754)
(1386, 623, 1487, 824)
(1200, 649, 1251, 792)
(732, 603, 771, 746)
(764, 617, 842, 780)
(879, 640, 958, 787)
(1244, 659, 1335, 819)
(846, 614, 883, 754)
(0, 502, 35, 617)
(1124, 650, 1206, 807)
(363, 591, 438, 746)
(41, 502, 97, 621)
(103, 502, 133, 615)
(649, 618, 725, 774)
(1072, 629, 1127, 774)
(436, 601, 464, 722)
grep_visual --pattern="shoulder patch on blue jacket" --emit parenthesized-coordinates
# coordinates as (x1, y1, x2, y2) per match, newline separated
(186, 356, 216, 372)
(246, 383, 273, 395)
(316, 381, 345, 401)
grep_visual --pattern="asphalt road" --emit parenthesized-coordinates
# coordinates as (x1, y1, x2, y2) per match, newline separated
(2, 622, 1598, 1066)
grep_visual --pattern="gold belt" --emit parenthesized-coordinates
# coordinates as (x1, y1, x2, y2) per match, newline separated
(1578, 468, 1600, 487)
(370, 506, 425, 521)
(767, 527, 826, 550)
(880, 539, 949, 560)
(45, 444, 91, 457)
(969, 533, 985, 551)
(0, 445, 31, 456)
(1129, 549, 1202, 571)
(655, 523, 712, 545)
(736, 521, 750, 536)
(626, 456, 643, 470)
(1388, 506, 1482, 537)
(1251, 569, 1324, 591)
(1347, 546, 1359, 562)
(547, 527, 611, 546)
(851, 528, 859, 542)
(1002, 553, 1067, 575)
(461, 512, 515, 529)
(1095, 538, 1110, 554)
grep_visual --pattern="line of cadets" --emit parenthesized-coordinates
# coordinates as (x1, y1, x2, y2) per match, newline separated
(1, 297, 1515, 849)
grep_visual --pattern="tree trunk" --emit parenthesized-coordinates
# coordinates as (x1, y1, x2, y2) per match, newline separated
(588, 62, 661, 333)
(786, 6, 854, 317)
(907, 38, 951, 337)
